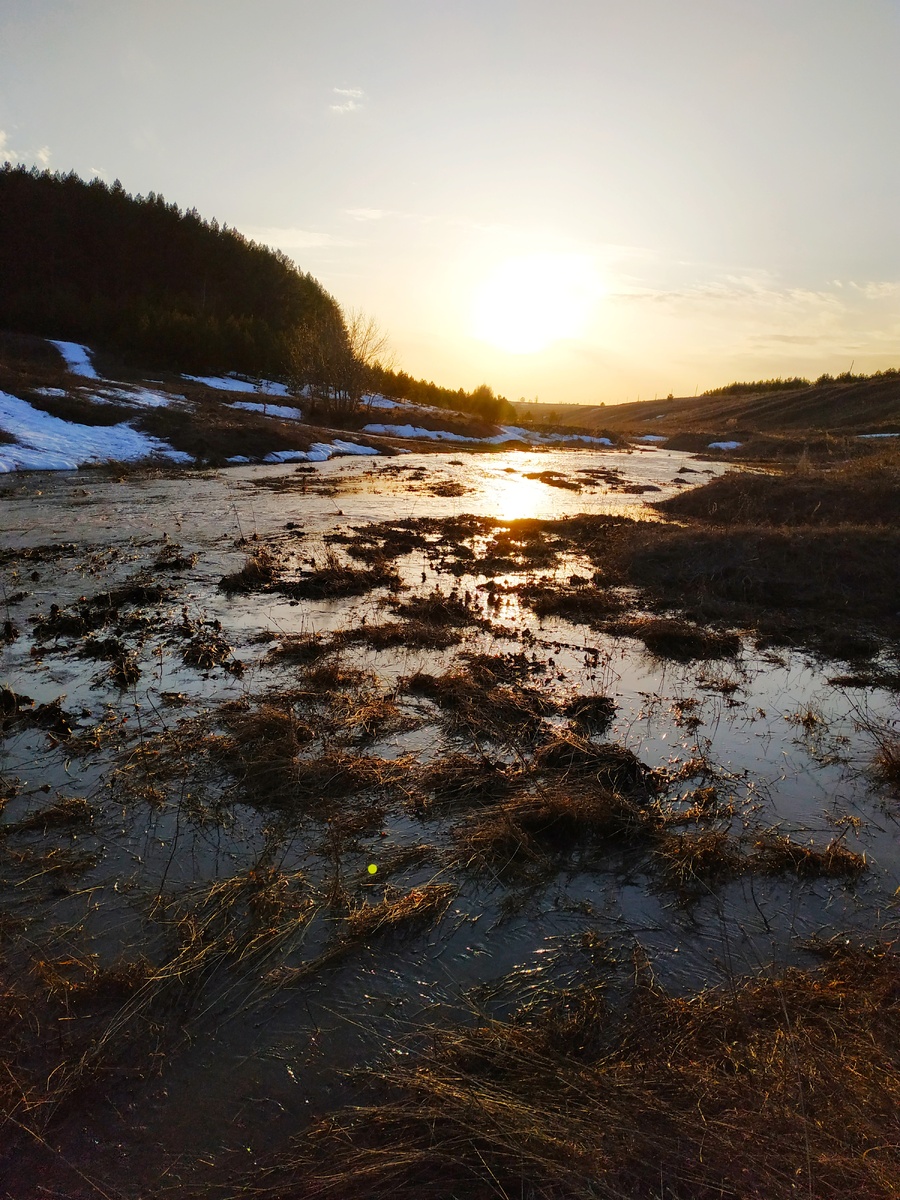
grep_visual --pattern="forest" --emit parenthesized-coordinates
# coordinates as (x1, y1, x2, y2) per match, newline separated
(0, 165, 512, 422)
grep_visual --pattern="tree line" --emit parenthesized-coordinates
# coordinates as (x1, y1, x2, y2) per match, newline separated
(0, 165, 512, 422)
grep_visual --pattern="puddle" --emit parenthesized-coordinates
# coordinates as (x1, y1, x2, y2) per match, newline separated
(1, 447, 898, 1193)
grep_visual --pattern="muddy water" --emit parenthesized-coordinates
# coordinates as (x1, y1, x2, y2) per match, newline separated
(1, 447, 898, 1193)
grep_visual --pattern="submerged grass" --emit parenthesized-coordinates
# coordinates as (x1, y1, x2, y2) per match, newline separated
(267, 942, 900, 1200)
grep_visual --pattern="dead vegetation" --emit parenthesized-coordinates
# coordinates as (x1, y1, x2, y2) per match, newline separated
(266, 941, 900, 1200)
(612, 616, 741, 661)
(456, 783, 656, 873)
(752, 832, 868, 878)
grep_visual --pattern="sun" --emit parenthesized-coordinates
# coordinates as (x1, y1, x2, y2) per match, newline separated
(472, 253, 602, 354)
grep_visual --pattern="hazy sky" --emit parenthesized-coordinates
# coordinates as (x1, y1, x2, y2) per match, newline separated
(2, 0, 899, 404)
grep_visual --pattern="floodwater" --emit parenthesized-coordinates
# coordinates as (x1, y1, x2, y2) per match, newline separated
(1, 446, 898, 1194)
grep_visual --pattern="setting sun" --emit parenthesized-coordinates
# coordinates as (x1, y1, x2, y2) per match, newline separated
(471, 253, 602, 354)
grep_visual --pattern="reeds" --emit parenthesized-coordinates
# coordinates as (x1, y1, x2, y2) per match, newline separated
(272, 943, 900, 1200)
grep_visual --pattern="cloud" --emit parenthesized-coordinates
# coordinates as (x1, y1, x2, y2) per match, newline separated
(848, 280, 900, 300)
(0, 131, 51, 168)
(345, 207, 386, 221)
(330, 86, 365, 115)
(0, 130, 19, 163)
(243, 225, 353, 251)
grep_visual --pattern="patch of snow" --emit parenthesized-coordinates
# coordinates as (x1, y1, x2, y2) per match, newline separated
(34, 387, 68, 398)
(263, 450, 309, 464)
(857, 432, 900, 439)
(330, 439, 379, 456)
(48, 340, 100, 380)
(183, 374, 290, 396)
(363, 423, 471, 442)
(708, 441, 742, 451)
(636, 434, 668, 443)
(228, 401, 304, 420)
(226, 456, 251, 464)
(97, 386, 184, 408)
(0, 391, 193, 471)
(364, 421, 614, 449)
(364, 394, 403, 409)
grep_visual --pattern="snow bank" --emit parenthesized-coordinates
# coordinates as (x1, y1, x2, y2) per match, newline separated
(263, 450, 310, 464)
(708, 441, 742, 451)
(331, 439, 379, 456)
(262, 439, 379, 464)
(183, 374, 290, 396)
(364, 422, 614, 448)
(636, 434, 668, 443)
(228, 401, 304, 420)
(98, 386, 184, 408)
(364, 394, 402, 409)
(858, 432, 900, 439)
(48, 340, 100, 380)
(364, 423, 472, 442)
(0, 391, 193, 471)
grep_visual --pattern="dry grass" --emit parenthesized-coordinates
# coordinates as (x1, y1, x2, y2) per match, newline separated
(658, 452, 900, 526)
(416, 753, 517, 813)
(403, 668, 556, 746)
(752, 833, 869, 878)
(874, 735, 900, 793)
(264, 942, 900, 1200)
(519, 583, 623, 625)
(278, 550, 401, 600)
(343, 619, 464, 651)
(612, 616, 741, 662)
(388, 588, 486, 627)
(456, 783, 655, 872)
(533, 731, 650, 792)
(264, 631, 336, 665)
(563, 694, 617, 734)
(653, 829, 742, 894)
(219, 545, 281, 594)
(343, 884, 455, 941)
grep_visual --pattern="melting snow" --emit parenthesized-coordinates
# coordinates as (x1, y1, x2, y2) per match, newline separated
(262, 439, 379, 464)
(0, 391, 193, 472)
(183, 374, 291, 396)
(48, 340, 100, 380)
(363, 423, 471, 443)
(97, 386, 183, 408)
(708, 441, 742, 451)
(636, 434, 668, 443)
(228, 401, 304, 420)
(858, 432, 900, 439)
(363, 422, 614, 448)
(364, 394, 402, 409)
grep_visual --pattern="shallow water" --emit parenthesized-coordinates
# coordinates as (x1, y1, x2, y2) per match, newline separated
(1, 447, 898, 1192)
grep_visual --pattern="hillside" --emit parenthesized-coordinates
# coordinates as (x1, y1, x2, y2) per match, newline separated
(0, 165, 343, 379)
(517, 374, 900, 440)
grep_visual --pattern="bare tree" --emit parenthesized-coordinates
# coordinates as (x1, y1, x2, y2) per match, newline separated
(287, 306, 392, 417)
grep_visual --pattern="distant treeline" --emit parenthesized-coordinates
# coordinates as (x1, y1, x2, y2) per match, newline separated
(370, 369, 514, 423)
(705, 369, 899, 398)
(0, 165, 511, 422)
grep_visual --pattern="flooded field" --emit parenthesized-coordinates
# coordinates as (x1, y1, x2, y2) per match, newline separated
(1, 446, 898, 1197)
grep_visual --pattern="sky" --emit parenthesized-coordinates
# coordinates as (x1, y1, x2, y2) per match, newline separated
(2, 0, 899, 405)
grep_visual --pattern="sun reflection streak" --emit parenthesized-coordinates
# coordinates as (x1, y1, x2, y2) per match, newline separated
(479, 468, 551, 521)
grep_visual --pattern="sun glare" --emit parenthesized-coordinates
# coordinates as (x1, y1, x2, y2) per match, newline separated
(472, 253, 602, 354)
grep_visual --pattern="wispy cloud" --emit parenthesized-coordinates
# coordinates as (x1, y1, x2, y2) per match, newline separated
(345, 207, 386, 221)
(243, 225, 353, 251)
(1, 130, 51, 168)
(330, 86, 365, 115)
(0, 130, 19, 163)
